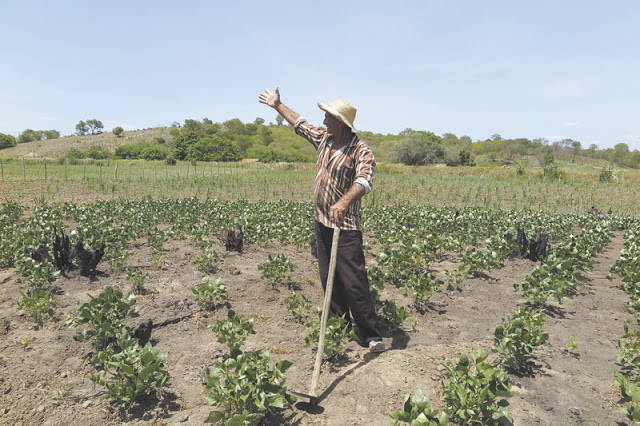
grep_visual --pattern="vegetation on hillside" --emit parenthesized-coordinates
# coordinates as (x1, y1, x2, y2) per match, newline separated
(2, 117, 639, 169)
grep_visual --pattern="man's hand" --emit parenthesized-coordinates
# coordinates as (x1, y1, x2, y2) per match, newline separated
(329, 201, 348, 226)
(258, 87, 281, 109)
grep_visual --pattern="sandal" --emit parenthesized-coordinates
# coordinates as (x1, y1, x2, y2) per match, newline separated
(369, 340, 386, 353)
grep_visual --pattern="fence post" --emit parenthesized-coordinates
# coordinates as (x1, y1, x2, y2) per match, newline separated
(115, 161, 118, 181)
(65, 161, 68, 181)
(22, 158, 26, 181)
(83, 158, 87, 180)
(100, 162, 102, 180)
(142, 160, 145, 179)
(44, 158, 47, 180)
(0, 157, 3, 181)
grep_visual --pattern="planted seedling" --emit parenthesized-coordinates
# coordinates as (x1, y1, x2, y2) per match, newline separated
(192, 277, 229, 311)
(304, 309, 356, 361)
(285, 291, 311, 323)
(258, 254, 296, 288)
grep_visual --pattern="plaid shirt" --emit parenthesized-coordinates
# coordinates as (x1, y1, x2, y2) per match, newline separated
(294, 118, 375, 231)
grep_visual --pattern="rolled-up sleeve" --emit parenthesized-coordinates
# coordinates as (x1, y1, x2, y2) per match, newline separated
(294, 120, 327, 150)
(354, 142, 375, 194)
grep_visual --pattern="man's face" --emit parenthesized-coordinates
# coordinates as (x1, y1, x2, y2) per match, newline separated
(323, 113, 343, 135)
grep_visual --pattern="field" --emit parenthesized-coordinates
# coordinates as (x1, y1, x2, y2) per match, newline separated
(1, 161, 640, 425)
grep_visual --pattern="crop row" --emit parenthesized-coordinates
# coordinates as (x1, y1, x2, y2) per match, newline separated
(611, 219, 640, 422)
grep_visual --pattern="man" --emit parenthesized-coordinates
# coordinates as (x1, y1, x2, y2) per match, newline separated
(258, 87, 384, 353)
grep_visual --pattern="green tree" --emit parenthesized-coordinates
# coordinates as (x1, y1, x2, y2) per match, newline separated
(253, 117, 265, 125)
(392, 132, 445, 165)
(186, 134, 240, 162)
(76, 121, 89, 136)
(259, 127, 274, 146)
(184, 119, 202, 132)
(113, 127, 124, 137)
(275, 114, 284, 126)
(86, 119, 104, 135)
(43, 130, 60, 140)
(459, 150, 476, 166)
(18, 129, 39, 143)
(172, 130, 201, 160)
(0, 132, 16, 149)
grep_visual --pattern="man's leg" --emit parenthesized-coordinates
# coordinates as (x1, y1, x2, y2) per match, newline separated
(333, 229, 382, 343)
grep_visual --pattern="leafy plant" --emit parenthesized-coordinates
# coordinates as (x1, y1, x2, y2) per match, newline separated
(106, 247, 132, 272)
(209, 310, 256, 355)
(567, 336, 580, 351)
(205, 350, 296, 425)
(304, 309, 356, 361)
(192, 277, 230, 311)
(284, 291, 311, 323)
(405, 273, 444, 309)
(257, 254, 296, 288)
(66, 285, 140, 350)
(614, 371, 640, 423)
(91, 334, 170, 406)
(389, 389, 448, 425)
(379, 299, 411, 332)
(18, 288, 56, 321)
(491, 308, 548, 371)
(441, 349, 513, 424)
(127, 267, 149, 294)
(196, 246, 220, 273)
(599, 165, 615, 182)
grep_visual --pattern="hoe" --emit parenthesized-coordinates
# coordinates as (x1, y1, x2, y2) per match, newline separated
(291, 227, 340, 404)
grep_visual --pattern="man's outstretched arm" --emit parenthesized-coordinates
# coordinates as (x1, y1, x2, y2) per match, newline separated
(258, 87, 301, 127)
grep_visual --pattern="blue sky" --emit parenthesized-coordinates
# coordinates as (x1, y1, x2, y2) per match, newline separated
(1, 0, 639, 150)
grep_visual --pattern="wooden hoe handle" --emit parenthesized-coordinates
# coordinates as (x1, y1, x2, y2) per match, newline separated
(309, 226, 340, 397)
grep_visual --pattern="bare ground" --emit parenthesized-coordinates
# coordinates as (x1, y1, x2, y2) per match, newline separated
(0, 230, 633, 425)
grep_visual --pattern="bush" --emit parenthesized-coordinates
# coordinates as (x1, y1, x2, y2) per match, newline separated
(600, 165, 615, 182)
(140, 145, 167, 160)
(0, 132, 17, 149)
(113, 127, 124, 137)
(65, 147, 85, 160)
(392, 133, 446, 165)
(87, 146, 112, 160)
(186, 135, 241, 162)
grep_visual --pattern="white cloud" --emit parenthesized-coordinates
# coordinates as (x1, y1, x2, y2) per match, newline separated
(561, 120, 580, 127)
(622, 134, 639, 141)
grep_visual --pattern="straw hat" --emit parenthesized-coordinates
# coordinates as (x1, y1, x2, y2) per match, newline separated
(318, 99, 357, 132)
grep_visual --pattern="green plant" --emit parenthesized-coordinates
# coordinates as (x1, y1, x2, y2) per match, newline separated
(614, 371, 640, 423)
(284, 291, 311, 322)
(51, 378, 74, 401)
(209, 310, 257, 355)
(441, 349, 513, 424)
(205, 350, 296, 425)
(389, 389, 448, 425)
(599, 165, 615, 182)
(196, 247, 220, 273)
(16, 258, 60, 290)
(107, 248, 132, 272)
(491, 308, 548, 371)
(257, 254, 296, 288)
(304, 310, 356, 361)
(18, 287, 56, 321)
(66, 285, 140, 350)
(567, 336, 580, 351)
(91, 334, 170, 406)
(192, 277, 229, 311)
(404, 273, 444, 309)
(379, 299, 411, 332)
(19, 336, 31, 348)
(127, 267, 149, 294)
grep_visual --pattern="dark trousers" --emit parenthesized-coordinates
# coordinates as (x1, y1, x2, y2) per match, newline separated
(315, 221, 382, 343)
